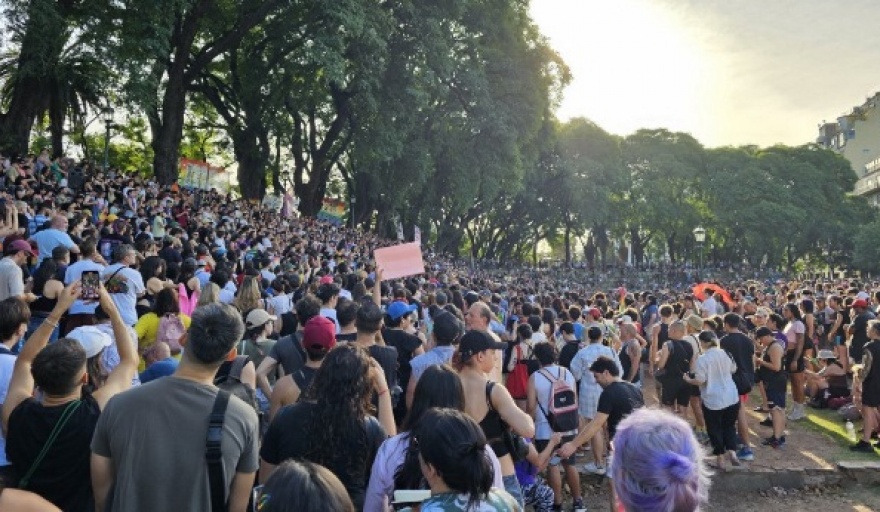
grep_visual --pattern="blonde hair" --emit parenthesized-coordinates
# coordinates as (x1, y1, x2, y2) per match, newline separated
(198, 282, 220, 306)
(233, 276, 262, 313)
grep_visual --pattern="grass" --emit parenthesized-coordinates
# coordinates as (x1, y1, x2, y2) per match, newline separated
(799, 406, 880, 461)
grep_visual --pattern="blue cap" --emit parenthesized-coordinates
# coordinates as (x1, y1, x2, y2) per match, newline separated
(386, 301, 418, 320)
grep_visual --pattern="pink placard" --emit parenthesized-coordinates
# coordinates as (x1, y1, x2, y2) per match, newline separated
(374, 243, 426, 280)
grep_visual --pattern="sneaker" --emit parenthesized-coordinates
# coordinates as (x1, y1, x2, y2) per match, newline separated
(787, 408, 806, 421)
(583, 461, 607, 475)
(736, 447, 755, 461)
(571, 498, 587, 512)
(759, 417, 773, 427)
(761, 436, 784, 448)
(850, 440, 876, 453)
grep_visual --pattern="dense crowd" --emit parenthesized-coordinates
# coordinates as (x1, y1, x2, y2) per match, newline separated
(0, 151, 877, 512)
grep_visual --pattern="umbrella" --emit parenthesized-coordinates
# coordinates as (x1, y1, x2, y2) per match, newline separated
(692, 282, 735, 307)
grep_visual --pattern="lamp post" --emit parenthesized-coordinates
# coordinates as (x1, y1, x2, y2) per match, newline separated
(693, 226, 706, 278)
(101, 106, 114, 172)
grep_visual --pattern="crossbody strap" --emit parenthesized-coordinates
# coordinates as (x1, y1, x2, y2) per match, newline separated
(207, 390, 231, 512)
(19, 399, 82, 489)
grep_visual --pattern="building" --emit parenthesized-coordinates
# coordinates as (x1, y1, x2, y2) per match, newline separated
(816, 91, 880, 206)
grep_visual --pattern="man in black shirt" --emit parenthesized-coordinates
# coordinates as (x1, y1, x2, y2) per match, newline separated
(557, 356, 644, 458)
(720, 313, 755, 461)
(381, 301, 425, 423)
(848, 299, 876, 364)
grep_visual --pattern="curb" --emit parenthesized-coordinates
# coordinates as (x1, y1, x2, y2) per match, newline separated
(710, 461, 880, 492)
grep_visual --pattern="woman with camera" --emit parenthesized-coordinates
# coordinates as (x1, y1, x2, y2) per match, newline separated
(457, 330, 534, 509)
(683, 330, 742, 471)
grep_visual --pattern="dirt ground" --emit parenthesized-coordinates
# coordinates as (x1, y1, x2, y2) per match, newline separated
(560, 401, 880, 510)
(572, 479, 880, 511)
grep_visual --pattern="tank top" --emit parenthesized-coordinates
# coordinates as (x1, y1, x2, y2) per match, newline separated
(757, 340, 786, 387)
(618, 339, 641, 384)
(292, 365, 318, 396)
(479, 382, 509, 458)
(662, 339, 693, 378)
(30, 294, 58, 316)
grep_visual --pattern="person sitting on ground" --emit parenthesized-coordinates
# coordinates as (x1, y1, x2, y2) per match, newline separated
(804, 349, 848, 407)
(610, 408, 711, 512)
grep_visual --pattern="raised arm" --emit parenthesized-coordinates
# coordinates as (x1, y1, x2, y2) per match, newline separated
(2, 282, 80, 433)
(93, 282, 138, 409)
(373, 266, 384, 307)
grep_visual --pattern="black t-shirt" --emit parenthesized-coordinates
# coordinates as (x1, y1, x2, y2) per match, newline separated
(260, 401, 385, 510)
(558, 340, 580, 370)
(720, 331, 755, 381)
(158, 246, 182, 266)
(268, 332, 306, 375)
(851, 311, 877, 361)
(6, 393, 101, 511)
(381, 329, 422, 391)
(368, 344, 400, 391)
(336, 332, 358, 343)
(597, 381, 644, 439)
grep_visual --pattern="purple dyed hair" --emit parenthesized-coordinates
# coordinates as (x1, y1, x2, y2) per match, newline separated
(611, 408, 711, 512)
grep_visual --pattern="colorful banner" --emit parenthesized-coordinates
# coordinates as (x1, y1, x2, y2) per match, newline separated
(317, 197, 346, 225)
(179, 158, 227, 192)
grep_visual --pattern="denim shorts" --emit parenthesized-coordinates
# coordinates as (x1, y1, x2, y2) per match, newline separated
(502, 473, 525, 509)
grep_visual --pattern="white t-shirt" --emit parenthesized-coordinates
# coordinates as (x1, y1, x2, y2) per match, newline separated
(65, 259, 106, 314)
(701, 297, 717, 317)
(102, 264, 145, 326)
(532, 365, 578, 439)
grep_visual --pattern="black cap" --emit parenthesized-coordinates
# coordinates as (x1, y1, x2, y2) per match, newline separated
(458, 330, 506, 360)
(433, 311, 463, 344)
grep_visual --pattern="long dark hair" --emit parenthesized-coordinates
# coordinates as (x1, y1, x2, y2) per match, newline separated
(303, 344, 374, 483)
(394, 365, 465, 491)
(140, 255, 166, 284)
(32, 258, 59, 294)
(416, 408, 494, 510)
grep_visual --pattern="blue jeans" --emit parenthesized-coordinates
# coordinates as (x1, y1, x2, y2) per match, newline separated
(19, 316, 61, 352)
(502, 473, 525, 509)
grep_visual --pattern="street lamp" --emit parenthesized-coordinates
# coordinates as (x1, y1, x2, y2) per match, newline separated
(693, 226, 706, 278)
(102, 106, 114, 172)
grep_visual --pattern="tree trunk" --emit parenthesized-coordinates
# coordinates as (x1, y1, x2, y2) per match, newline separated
(151, 70, 188, 184)
(0, 0, 68, 156)
(667, 233, 677, 264)
(234, 131, 269, 200)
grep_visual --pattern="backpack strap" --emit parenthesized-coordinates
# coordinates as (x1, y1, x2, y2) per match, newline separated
(485, 381, 496, 411)
(19, 400, 82, 489)
(206, 390, 231, 512)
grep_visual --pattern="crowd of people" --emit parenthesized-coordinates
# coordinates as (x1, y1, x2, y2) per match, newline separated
(0, 151, 877, 511)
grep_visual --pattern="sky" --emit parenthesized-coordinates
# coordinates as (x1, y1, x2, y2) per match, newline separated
(529, 0, 880, 148)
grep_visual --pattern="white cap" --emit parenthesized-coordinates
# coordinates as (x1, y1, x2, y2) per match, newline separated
(67, 326, 113, 358)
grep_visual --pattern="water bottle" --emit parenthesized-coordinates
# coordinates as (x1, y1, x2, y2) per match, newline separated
(845, 420, 856, 442)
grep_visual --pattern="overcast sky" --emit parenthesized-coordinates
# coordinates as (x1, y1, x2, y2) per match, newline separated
(530, 0, 880, 148)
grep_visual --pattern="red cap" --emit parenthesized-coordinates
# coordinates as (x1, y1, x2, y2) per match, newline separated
(852, 298, 869, 309)
(588, 307, 602, 319)
(319, 275, 334, 285)
(303, 316, 336, 350)
(6, 239, 37, 258)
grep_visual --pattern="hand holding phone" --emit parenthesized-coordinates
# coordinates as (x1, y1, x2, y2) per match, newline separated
(82, 271, 100, 301)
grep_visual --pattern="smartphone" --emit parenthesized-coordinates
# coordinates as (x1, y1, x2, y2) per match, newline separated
(82, 271, 100, 300)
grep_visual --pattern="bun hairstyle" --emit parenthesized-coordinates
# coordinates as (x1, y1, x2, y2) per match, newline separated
(611, 408, 710, 512)
(415, 408, 493, 510)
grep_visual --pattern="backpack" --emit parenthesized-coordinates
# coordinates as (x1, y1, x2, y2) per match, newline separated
(156, 313, 186, 355)
(214, 355, 258, 414)
(505, 344, 533, 400)
(537, 367, 579, 432)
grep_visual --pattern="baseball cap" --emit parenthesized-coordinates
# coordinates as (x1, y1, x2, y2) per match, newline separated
(245, 309, 276, 329)
(302, 316, 336, 350)
(458, 330, 506, 359)
(587, 307, 602, 319)
(6, 239, 37, 258)
(852, 298, 869, 309)
(387, 301, 418, 320)
(319, 275, 334, 285)
(432, 311, 463, 343)
(67, 326, 112, 358)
